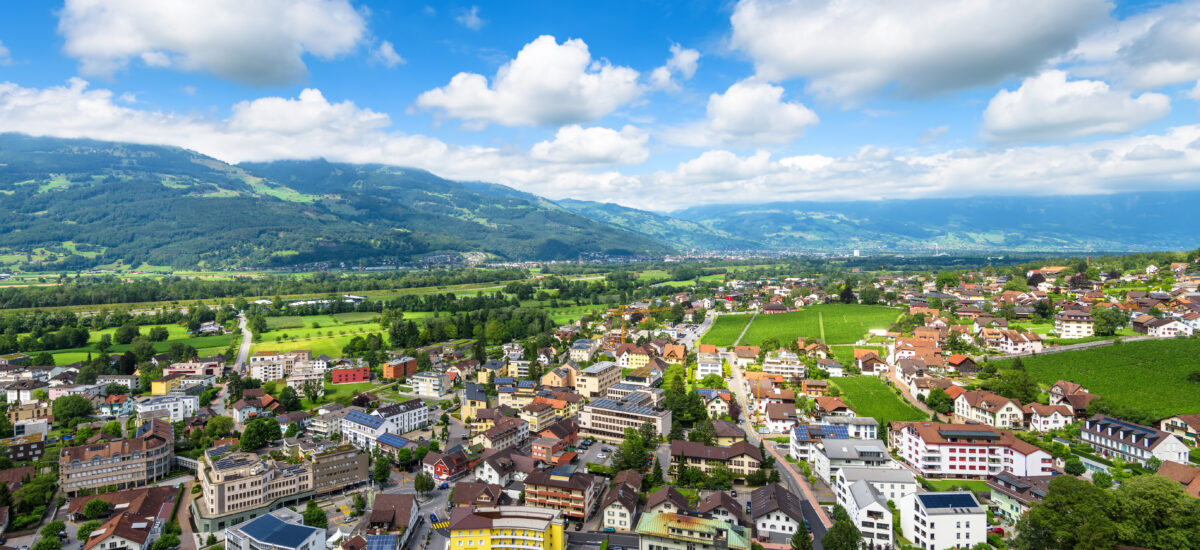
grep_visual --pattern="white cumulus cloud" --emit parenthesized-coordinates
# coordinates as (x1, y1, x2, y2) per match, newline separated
(982, 70, 1170, 142)
(530, 125, 648, 165)
(57, 0, 367, 85)
(0, 41, 12, 65)
(729, 0, 1109, 103)
(414, 35, 641, 127)
(662, 79, 818, 147)
(650, 43, 700, 90)
(372, 41, 405, 68)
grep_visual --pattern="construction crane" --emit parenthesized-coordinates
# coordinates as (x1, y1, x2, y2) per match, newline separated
(611, 304, 673, 343)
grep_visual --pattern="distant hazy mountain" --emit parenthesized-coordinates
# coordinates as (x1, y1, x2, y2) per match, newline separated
(0, 134, 668, 270)
(554, 198, 762, 250)
(670, 195, 1200, 252)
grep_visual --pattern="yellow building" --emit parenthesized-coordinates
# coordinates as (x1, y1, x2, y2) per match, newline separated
(447, 506, 565, 550)
(150, 373, 187, 396)
(461, 385, 491, 421)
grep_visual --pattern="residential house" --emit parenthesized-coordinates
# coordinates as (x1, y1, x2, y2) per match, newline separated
(422, 450, 471, 482)
(811, 439, 895, 484)
(645, 487, 690, 516)
(1054, 310, 1095, 338)
(520, 402, 557, 432)
(764, 404, 801, 433)
(712, 419, 746, 446)
(953, 391, 1024, 429)
(695, 352, 722, 380)
(1159, 414, 1200, 446)
(1156, 460, 1200, 499)
(750, 483, 806, 539)
(599, 483, 640, 532)
(474, 416, 529, 451)
(814, 396, 855, 419)
(696, 491, 750, 527)
(987, 472, 1057, 523)
(450, 482, 507, 508)
(996, 330, 1043, 354)
(1023, 404, 1075, 432)
(634, 512, 750, 550)
(368, 493, 417, 547)
(540, 365, 577, 388)
(135, 395, 199, 423)
(461, 385, 491, 421)
(101, 394, 135, 417)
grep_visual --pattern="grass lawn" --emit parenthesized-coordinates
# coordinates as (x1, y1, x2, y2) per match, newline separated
(252, 331, 385, 358)
(831, 376, 927, 427)
(919, 477, 992, 492)
(44, 323, 234, 364)
(302, 381, 385, 409)
(736, 305, 901, 347)
(699, 314, 755, 346)
(993, 338, 1200, 419)
(831, 345, 883, 367)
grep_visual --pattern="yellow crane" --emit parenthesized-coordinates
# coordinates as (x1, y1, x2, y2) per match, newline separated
(611, 304, 674, 343)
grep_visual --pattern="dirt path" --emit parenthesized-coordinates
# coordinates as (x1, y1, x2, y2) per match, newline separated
(732, 311, 759, 347)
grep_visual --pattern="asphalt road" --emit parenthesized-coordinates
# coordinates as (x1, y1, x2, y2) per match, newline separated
(233, 313, 251, 372)
(567, 531, 640, 549)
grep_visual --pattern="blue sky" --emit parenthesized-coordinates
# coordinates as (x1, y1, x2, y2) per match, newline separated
(3, 0, 1200, 211)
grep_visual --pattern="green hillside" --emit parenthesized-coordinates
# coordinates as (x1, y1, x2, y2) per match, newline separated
(0, 134, 670, 270)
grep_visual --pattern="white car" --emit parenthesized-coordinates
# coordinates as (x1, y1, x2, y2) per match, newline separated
(597, 453, 607, 459)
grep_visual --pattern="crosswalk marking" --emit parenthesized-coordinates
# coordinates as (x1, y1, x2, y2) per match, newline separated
(432, 521, 449, 529)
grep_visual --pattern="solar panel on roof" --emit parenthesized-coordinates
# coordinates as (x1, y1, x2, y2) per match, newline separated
(918, 493, 979, 509)
(937, 429, 1000, 439)
(366, 535, 398, 550)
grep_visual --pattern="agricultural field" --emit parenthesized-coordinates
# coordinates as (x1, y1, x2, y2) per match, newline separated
(42, 323, 234, 364)
(699, 314, 755, 346)
(253, 312, 388, 358)
(301, 381, 384, 409)
(735, 305, 901, 347)
(831, 376, 928, 427)
(994, 338, 1200, 419)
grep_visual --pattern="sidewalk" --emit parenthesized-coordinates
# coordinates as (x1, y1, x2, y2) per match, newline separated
(766, 444, 832, 529)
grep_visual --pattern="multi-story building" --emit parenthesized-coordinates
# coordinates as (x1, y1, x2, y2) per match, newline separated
(899, 492, 986, 550)
(891, 422, 1054, 479)
(376, 400, 430, 434)
(330, 366, 369, 384)
(670, 441, 761, 480)
(578, 361, 621, 399)
(462, 384, 491, 421)
(134, 395, 199, 422)
(249, 361, 287, 382)
(59, 420, 173, 496)
(475, 416, 529, 451)
(382, 357, 418, 380)
(635, 512, 751, 550)
(580, 390, 671, 442)
(165, 358, 224, 377)
(447, 506, 565, 550)
(285, 368, 324, 395)
(762, 350, 805, 378)
(225, 509, 323, 550)
(194, 441, 367, 532)
(1054, 310, 1094, 338)
(2, 433, 44, 462)
(599, 483, 639, 532)
(695, 352, 722, 380)
(987, 472, 1057, 523)
(520, 402, 557, 432)
(569, 339, 597, 363)
(309, 406, 353, 438)
(1080, 414, 1190, 466)
(812, 439, 895, 484)
(342, 411, 386, 450)
(524, 466, 604, 521)
(6, 401, 51, 423)
(96, 375, 140, 391)
(953, 391, 1023, 429)
(412, 371, 450, 398)
(540, 365, 577, 388)
(835, 468, 916, 549)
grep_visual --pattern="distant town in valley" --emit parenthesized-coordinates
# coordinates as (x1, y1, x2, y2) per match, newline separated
(0, 251, 1195, 550)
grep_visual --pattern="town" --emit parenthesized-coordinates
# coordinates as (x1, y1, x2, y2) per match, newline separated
(0, 255, 1193, 550)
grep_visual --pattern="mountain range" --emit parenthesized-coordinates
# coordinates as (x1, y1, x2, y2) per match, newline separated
(0, 133, 1196, 270)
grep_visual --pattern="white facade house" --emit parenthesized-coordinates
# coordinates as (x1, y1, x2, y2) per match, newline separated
(835, 467, 918, 506)
(750, 483, 805, 539)
(811, 439, 896, 485)
(341, 410, 386, 451)
(695, 352, 722, 380)
(374, 400, 431, 435)
(1023, 404, 1075, 432)
(226, 509, 323, 550)
(250, 361, 286, 382)
(899, 492, 986, 550)
(134, 395, 199, 422)
(825, 416, 880, 439)
(839, 477, 894, 549)
(953, 391, 1024, 429)
(1054, 310, 1094, 338)
(762, 350, 805, 378)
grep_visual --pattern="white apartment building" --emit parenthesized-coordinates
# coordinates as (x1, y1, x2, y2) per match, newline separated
(899, 492, 986, 550)
(134, 395, 199, 422)
(412, 371, 450, 398)
(250, 361, 286, 382)
(1023, 404, 1075, 432)
(695, 352, 722, 380)
(1054, 310, 1094, 338)
(1081, 414, 1190, 466)
(840, 477, 894, 549)
(762, 350, 806, 378)
(953, 391, 1024, 429)
(812, 439, 896, 485)
(892, 422, 1054, 479)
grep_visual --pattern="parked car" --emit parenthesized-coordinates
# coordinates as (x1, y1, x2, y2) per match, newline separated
(574, 522, 582, 531)
(730, 489, 737, 497)
(989, 527, 1005, 535)
(430, 514, 439, 524)
(597, 453, 607, 459)
(438, 482, 450, 490)
(602, 527, 615, 533)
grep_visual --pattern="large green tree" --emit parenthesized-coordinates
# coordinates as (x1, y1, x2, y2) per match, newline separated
(1015, 476, 1117, 550)
(1112, 475, 1200, 550)
(821, 505, 862, 550)
(303, 499, 327, 528)
(790, 519, 813, 550)
(52, 395, 93, 427)
(239, 417, 282, 451)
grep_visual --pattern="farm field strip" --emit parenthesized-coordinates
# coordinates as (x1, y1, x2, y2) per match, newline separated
(995, 338, 1200, 419)
(733, 305, 902, 347)
(831, 376, 927, 427)
(699, 314, 755, 346)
